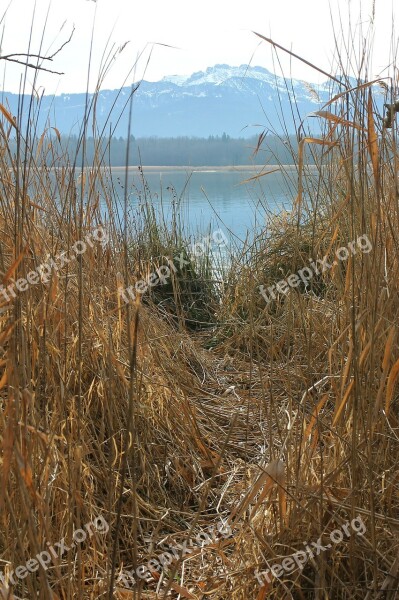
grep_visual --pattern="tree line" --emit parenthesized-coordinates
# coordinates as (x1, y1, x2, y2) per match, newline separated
(58, 134, 307, 167)
(8, 133, 321, 167)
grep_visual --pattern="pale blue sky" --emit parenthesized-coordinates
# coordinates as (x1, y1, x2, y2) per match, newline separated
(0, 0, 397, 94)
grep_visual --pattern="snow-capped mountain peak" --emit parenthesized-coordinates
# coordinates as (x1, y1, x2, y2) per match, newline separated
(162, 63, 282, 87)
(2, 64, 336, 137)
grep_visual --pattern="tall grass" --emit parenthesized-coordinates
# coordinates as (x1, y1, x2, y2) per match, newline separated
(0, 5, 399, 599)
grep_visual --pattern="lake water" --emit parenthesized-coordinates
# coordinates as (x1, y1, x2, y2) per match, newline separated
(109, 166, 298, 243)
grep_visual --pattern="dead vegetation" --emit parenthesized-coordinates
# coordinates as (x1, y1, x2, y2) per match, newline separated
(1, 12, 399, 600)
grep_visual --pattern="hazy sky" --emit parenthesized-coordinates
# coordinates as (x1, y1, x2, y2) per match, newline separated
(0, 0, 397, 94)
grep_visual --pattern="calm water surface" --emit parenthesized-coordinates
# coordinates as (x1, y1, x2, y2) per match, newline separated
(108, 167, 298, 242)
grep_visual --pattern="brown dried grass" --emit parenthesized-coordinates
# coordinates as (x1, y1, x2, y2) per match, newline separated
(1, 14, 399, 600)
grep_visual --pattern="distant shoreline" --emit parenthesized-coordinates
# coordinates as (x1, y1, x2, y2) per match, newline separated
(109, 165, 301, 171)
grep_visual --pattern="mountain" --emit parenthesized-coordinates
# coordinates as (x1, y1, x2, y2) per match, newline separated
(1, 64, 335, 137)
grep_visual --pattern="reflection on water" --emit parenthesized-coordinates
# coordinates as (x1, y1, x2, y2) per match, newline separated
(107, 166, 298, 242)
